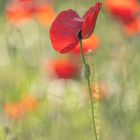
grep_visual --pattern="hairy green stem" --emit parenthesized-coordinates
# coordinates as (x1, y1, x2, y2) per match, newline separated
(79, 39, 98, 140)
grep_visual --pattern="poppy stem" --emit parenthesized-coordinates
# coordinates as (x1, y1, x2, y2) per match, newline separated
(79, 39, 98, 140)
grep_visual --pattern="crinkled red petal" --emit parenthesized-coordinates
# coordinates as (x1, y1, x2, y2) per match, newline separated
(50, 9, 82, 53)
(82, 3, 102, 39)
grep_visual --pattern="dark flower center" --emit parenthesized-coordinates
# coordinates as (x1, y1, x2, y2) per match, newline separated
(78, 30, 82, 39)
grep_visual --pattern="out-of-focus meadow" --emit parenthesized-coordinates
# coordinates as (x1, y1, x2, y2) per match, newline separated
(0, 0, 140, 140)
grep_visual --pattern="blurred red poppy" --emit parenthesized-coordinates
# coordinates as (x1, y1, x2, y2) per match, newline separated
(50, 3, 102, 53)
(6, 0, 56, 27)
(35, 4, 56, 26)
(6, 0, 34, 24)
(4, 103, 25, 120)
(105, 0, 140, 36)
(20, 95, 37, 112)
(4, 95, 37, 120)
(123, 19, 140, 36)
(105, 0, 139, 24)
(70, 34, 100, 54)
(49, 58, 80, 79)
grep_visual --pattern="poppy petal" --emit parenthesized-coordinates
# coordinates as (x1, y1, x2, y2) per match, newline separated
(50, 9, 82, 53)
(82, 3, 102, 39)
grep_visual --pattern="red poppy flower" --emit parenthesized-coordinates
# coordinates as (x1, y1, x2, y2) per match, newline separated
(49, 58, 80, 79)
(70, 34, 100, 54)
(105, 0, 139, 24)
(50, 3, 102, 53)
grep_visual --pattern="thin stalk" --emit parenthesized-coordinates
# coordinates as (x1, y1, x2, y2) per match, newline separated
(79, 39, 98, 140)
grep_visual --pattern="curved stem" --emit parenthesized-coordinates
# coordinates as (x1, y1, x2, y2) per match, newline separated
(79, 39, 98, 140)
